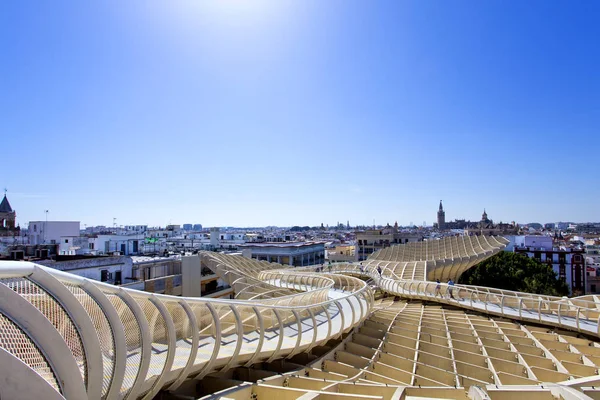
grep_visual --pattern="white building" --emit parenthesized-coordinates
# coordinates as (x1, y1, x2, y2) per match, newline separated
(88, 233, 146, 255)
(239, 242, 325, 266)
(28, 221, 80, 245)
(35, 256, 133, 286)
(511, 235, 586, 295)
(124, 225, 148, 233)
(58, 236, 91, 255)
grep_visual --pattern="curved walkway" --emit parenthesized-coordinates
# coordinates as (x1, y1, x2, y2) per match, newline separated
(328, 263, 600, 337)
(0, 260, 371, 400)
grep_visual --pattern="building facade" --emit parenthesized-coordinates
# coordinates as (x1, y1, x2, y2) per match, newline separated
(356, 228, 424, 261)
(326, 244, 357, 262)
(513, 235, 586, 295)
(464, 210, 519, 236)
(239, 242, 325, 266)
(28, 221, 80, 245)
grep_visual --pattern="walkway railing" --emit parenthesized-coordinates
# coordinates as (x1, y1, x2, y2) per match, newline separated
(326, 263, 600, 338)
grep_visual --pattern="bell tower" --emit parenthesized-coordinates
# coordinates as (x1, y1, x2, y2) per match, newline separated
(0, 190, 17, 231)
(437, 200, 445, 230)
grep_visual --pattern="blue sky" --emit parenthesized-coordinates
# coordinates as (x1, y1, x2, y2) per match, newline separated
(1, 1, 598, 228)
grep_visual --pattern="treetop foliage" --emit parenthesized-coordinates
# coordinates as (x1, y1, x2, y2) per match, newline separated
(458, 251, 569, 297)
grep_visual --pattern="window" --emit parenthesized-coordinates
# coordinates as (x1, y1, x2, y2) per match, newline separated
(34, 225, 37, 232)
(89, 243, 94, 250)
(559, 265, 566, 280)
(592, 284, 597, 292)
(65, 239, 69, 243)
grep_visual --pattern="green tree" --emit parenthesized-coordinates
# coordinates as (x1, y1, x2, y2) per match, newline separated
(458, 252, 569, 296)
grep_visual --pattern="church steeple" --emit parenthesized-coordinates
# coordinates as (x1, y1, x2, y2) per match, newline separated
(0, 193, 13, 213)
(0, 190, 17, 231)
(437, 200, 445, 230)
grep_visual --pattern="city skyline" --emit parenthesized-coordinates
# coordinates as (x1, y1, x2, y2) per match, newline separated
(4, 190, 596, 229)
(2, 1, 599, 227)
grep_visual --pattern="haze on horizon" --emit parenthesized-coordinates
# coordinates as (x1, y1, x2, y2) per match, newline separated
(1, 1, 598, 228)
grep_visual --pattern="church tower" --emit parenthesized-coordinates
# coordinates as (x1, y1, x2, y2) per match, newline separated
(0, 192, 17, 231)
(437, 200, 445, 230)
(481, 209, 489, 223)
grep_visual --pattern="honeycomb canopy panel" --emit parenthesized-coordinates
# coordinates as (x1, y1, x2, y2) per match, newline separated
(367, 235, 509, 282)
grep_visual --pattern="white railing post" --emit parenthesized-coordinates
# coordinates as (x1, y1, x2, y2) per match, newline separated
(168, 300, 199, 391)
(143, 295, 177, 400)
(305, 308, 319, 353)
(518, 298, 523, 319)
(243, 306, 265, 367)
(557, 302, 562, 326)
(355, 292, 365, 324)
(117, 287, 151, 400)
(219, 305, 243, 373)
(266, 309, 285, 363)
(29, 268, 103, 400)
(346, 297, 357, 328)
(0, 348, 65, 400)
(83, 280, 128, 400)
(0, 283, 87, 399)
(194, 303, 222, 380)
(286, 310, 303, 359)
(333, 301, 346, 339)
(484, 293, 489, 313)
(322, 305, 333, 344)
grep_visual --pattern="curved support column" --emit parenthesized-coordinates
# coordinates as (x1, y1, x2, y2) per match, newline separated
(305, 307, 319, 353)
(219, 305, 243, 373)
(286, 310, 303, 359)
(142, 295, 177, 400)
(345, 297, 357, 330)
(333, 301, 345, 340)
(355, 293, 365, 323)
(168, 300, 199, 391)
(117, 287, 152, 400)
(82, 280, 127, 400)
(28, 267, 103, 399)
(0, 347, 65, 400)
(244, 306, 265, 367)
(322, 305, 333, 345)
(0, 282, 87, 399)
(193, 303, 221, 380)
(266, 309, 285, 363)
